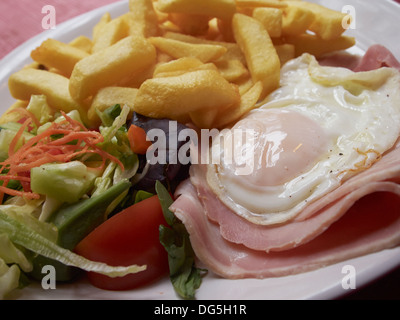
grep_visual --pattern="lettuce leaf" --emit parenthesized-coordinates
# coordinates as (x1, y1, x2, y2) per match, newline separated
(0, 234, 32, 272)
(156, 181, 206, 300)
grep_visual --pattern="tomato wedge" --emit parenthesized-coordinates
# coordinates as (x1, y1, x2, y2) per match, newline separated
(74, 195, 169, 290)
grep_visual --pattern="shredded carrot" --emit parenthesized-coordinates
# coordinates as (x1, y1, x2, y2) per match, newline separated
(0, 185, 39, 199)
(0, 111, 124, 202)
(8, 117, 32, 157)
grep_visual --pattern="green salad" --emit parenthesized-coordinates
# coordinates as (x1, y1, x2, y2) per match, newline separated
(0, 97, 203, 299)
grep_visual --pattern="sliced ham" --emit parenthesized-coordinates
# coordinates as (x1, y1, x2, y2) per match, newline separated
(171, 178, 400, 279)
(318, 45, 400, 72)
(354, 44, 400, 72)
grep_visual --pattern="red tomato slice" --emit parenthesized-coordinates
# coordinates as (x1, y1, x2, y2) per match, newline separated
(74, 195, 169, 291)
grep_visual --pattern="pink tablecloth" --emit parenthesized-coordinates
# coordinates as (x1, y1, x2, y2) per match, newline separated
(0, 0, 119, 59)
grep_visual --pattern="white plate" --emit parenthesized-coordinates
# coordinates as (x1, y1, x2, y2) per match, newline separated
(1, 0, 400, 300)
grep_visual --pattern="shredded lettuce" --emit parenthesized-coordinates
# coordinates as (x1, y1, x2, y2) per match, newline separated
(99, 104, 130, 144)
(92, 104, 139, 196)
(0, 234, 32, 273)
(0, 197, 57, 243)
(26, 95, 54, 126)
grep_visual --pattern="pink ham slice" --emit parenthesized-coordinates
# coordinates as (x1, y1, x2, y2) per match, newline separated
(354, 44, 400, 72)
(318, 45, 400, 72)
(171, 178, 400, 279)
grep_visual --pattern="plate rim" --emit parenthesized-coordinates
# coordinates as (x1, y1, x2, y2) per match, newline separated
(1, 0, 400, 300)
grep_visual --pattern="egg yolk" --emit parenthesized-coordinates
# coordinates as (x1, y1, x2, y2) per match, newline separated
(220, 109, 329, 186)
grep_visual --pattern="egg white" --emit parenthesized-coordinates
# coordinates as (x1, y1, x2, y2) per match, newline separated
(206, 54, 400, 226)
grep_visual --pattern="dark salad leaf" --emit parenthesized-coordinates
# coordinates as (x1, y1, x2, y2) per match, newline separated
(156, 181, 206, 300)
(129, 112, 191, 193)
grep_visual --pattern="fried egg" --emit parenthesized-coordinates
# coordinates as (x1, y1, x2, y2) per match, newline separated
(206, 53, 400, 226)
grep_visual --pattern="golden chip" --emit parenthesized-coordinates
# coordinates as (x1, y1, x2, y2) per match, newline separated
(214, 81, 263, 128)
(92, 12, 111, 41)
(69, 36, 93, 53)
(156, 0, 237, 21)
(153, 57, 217, 78)
(286, 1, 347, 40)
(127, 0, 160, 37)
(148, 37, 227, 63)
(31, 39, 89, 77)
(213, 59, 249, 82)
(274, 44, 295, 65)
(169, 13, 210, 36)
(252, 7, 283, 38)
(8, 68, 91, 125)
(281, 4, 315, 36)
(232, 13, 280, 99)
(91, 16, 128, 53)
(236, 0, 287, 8)
(285, 34, 356, 58)
(69, 36, 156, 102)
(134, 69, 240, 126)
(163, 32, 247, 66)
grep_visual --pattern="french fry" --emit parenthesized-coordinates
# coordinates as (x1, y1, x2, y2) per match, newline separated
(123, 63, 156, 88)
(169, 13, 210, 36)
(235, 76, 254, 95)
(91, 16, 128, 53)
(69, 36, 93, 53)
(232, 13, 280, 99)
(214, 81, 263, 128)
(285, 34, 356, 58)
(148, 37, 227, 63)
(92, 12, 111, 41)
(156, 52, 174, 64)
(286, 1, 347, 40)
(134, 69, 240, 125)
(206, 18, 223, 41)
(236, 0, 287, 8)
(88, 86, 139, 126)
(128, 0, 160, 37)
(30, 39, 89, 77)
(163, 32, 247, 66)
(274, 44, 295, 65)
(214, 59, 249, 82)
(189, 108, 221, 129)
(8, 68, 90, 125)
(153, 57, 217, 78)
(252, 7, 282, 38)
(156, 0, 237, 21)
(217, 18, 235, 43)
(69, 35, 156, 102)
(281, 4, 315, 36)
